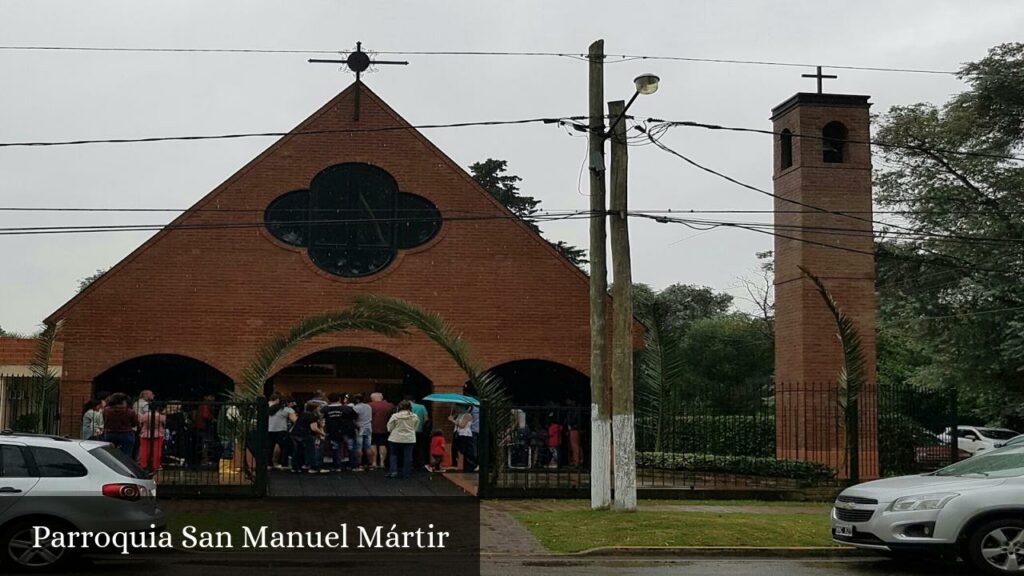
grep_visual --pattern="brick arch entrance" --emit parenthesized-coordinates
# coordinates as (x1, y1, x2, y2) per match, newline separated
(92, 353, 234, 401)
(479, 359, 590, 406)
(265, 346, 432, 405)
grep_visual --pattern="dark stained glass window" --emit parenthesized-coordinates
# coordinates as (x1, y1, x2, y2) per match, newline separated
(397, 193, 442, 249)
(264, 190, 309, 247)
(264, 163, 441, 278)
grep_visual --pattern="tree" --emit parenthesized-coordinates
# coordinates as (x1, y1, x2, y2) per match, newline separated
(650, 284, 733, 334)
(677, 314, 773, 413)
(77, 268, 109, 293)
(469, 158, 588, 267)
(873, 42, 1024, 427)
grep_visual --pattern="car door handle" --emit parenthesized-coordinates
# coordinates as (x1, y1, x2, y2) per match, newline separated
(0, 487, 22, 494)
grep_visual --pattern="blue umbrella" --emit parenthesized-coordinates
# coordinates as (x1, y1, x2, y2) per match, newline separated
(422, 393, 480, 406)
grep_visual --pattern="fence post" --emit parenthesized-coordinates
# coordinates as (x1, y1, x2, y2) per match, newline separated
(949, 387, 959, 465)
(255, 401, 269, 497)
(848, 388, 860, 485)
(477, 402, 491, 499)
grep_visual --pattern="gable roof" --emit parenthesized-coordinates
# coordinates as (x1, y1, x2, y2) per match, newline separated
(48, 81, 593, 323)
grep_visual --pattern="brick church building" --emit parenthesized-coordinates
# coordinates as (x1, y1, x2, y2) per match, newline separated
(48, 82, 595, 437)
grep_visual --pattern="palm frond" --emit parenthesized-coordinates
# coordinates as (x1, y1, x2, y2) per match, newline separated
(30, 320, 62, 433)
(799, 266, 868, 477)
(635, 296, 687, 452)
(351, 296, 512, 475)
(235, 309, 410, 401)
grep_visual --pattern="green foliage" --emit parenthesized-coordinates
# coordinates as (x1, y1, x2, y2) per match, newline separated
(12, 413, 39, 434)
(77, 268, 109, 293)
(29, 321, 62, 434)
(637, 452, 837, 483)
(677, 315, 774, 413)
(873, 42, 1024, 428)
(800, 267, 867, 476)
(634, 286, 688, 451)
(636, 416, 775, 458)
(236, 310, 408, 400)
(468, 158, 587, 267)
(648, 284, 733, 335)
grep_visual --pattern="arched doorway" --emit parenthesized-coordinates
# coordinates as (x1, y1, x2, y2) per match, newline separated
(480, 359, 589, 406)
(93, 354, 233, 401)
(266, 347, 432, 405)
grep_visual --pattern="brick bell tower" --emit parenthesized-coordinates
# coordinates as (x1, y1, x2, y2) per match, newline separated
(771, 90, 878, 480)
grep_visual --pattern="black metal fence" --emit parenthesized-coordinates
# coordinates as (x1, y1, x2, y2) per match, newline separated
(0, 374, 59, 435)
(878, 384, 959, 477)
(479, 382, 957, 498)
(143, 400, 267, 497)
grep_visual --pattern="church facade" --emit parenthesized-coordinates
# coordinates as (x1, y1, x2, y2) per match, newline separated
(48, 83, 597, 436)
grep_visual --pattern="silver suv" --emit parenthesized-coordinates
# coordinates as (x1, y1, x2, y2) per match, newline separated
(833, 444, 1024, 574)
(0, 431, 165, 572)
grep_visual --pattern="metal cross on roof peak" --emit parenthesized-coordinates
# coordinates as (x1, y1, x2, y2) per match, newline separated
(801, 66, 838, 94)
(309, 42, 409, 120)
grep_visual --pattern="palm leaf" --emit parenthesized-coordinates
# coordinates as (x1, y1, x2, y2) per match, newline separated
(799, 266, 868, 478)
(634, 293, 687, 452)
(30, 320, 62, 433)
(234, 309, 410, 401)
(351, 296, 512, 475)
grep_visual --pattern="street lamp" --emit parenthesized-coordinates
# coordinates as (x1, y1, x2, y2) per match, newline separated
(606, 73, 660, 137)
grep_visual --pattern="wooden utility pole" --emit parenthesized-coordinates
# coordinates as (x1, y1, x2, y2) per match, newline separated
(587, 39, 612, 510)
(608, 99, 637, 511)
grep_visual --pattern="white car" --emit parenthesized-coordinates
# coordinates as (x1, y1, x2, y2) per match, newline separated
(0, 431, 164, 572)
(944, 426, 1020, 455)
(832, 444, 1024, 574)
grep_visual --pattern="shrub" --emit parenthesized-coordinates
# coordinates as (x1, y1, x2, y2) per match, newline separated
(637, 451, 837, 483)
(635, 415, 775, 457)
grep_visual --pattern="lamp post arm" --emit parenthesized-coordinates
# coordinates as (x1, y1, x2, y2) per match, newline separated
(605, 90, 640, 139)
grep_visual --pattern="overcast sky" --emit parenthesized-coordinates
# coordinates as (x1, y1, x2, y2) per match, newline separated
(2, 0, 1023, 335)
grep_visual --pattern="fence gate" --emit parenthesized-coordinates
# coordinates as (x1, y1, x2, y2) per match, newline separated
(0, 374, 59, 435)
(878, 384, 959, 477)
(144, 400, 267, 497)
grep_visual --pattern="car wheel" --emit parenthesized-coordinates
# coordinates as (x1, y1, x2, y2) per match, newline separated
(969, 519, 1024, 574)
(0, 519, 73, 572)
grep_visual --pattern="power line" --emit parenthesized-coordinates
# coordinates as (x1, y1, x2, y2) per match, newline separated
(0, 117, 585, 148)
(0, 45, 956, 74)
(652, 119, 1024, 163)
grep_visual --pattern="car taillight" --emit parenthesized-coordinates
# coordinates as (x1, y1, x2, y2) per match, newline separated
(102, 483, 149, 501)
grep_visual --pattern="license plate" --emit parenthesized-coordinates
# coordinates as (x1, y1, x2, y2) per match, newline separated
(834, 524, 855, 537)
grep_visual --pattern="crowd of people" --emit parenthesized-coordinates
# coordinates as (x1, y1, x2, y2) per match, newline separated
(268, 390, 479, 479)
(80, 388, 487, 478)
(81, 390, 241, 472)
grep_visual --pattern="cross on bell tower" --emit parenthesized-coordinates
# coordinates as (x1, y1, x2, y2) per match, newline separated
(309, 42, 409, 120)
(801, 66, 838, 94)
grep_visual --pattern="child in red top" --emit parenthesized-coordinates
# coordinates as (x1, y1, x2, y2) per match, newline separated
(546, 421, 562, 469)
(427, 430, 446, 472)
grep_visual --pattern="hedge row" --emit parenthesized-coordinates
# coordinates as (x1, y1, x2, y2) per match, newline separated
(637, 451, 837, 482)
(635, 415, 775, 458)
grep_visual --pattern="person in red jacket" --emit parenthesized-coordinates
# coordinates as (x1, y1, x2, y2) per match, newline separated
(426, 430, 446, 472)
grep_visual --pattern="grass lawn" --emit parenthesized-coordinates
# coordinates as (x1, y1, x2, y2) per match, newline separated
(513, 510, 835, 552)
(165, 511, 273, 543)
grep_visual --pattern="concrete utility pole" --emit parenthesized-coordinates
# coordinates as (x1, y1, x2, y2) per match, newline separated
(587, 39, 612, 510)
(608, 99, 637, 511)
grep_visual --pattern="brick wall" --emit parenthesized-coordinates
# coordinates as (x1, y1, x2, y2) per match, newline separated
(48, 83, 608, 437)
(771, 93, 878, 479)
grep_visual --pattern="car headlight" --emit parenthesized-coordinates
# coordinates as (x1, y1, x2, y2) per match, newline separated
(889, 493, 959, 512)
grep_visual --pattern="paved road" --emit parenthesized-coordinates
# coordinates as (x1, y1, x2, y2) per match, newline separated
(10, 554, 975, 576)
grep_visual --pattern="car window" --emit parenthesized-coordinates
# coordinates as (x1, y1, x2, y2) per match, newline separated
(88, 445, 144, 479)
(980, 429, 1019, 440)
(935, 446, 1024, 478)
(959, 428, 978, 438)
(0, 445, 32, 478)
(29, 447, 87, 478)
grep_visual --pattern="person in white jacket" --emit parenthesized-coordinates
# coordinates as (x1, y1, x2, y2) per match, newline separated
(386, 400, 420, 479)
